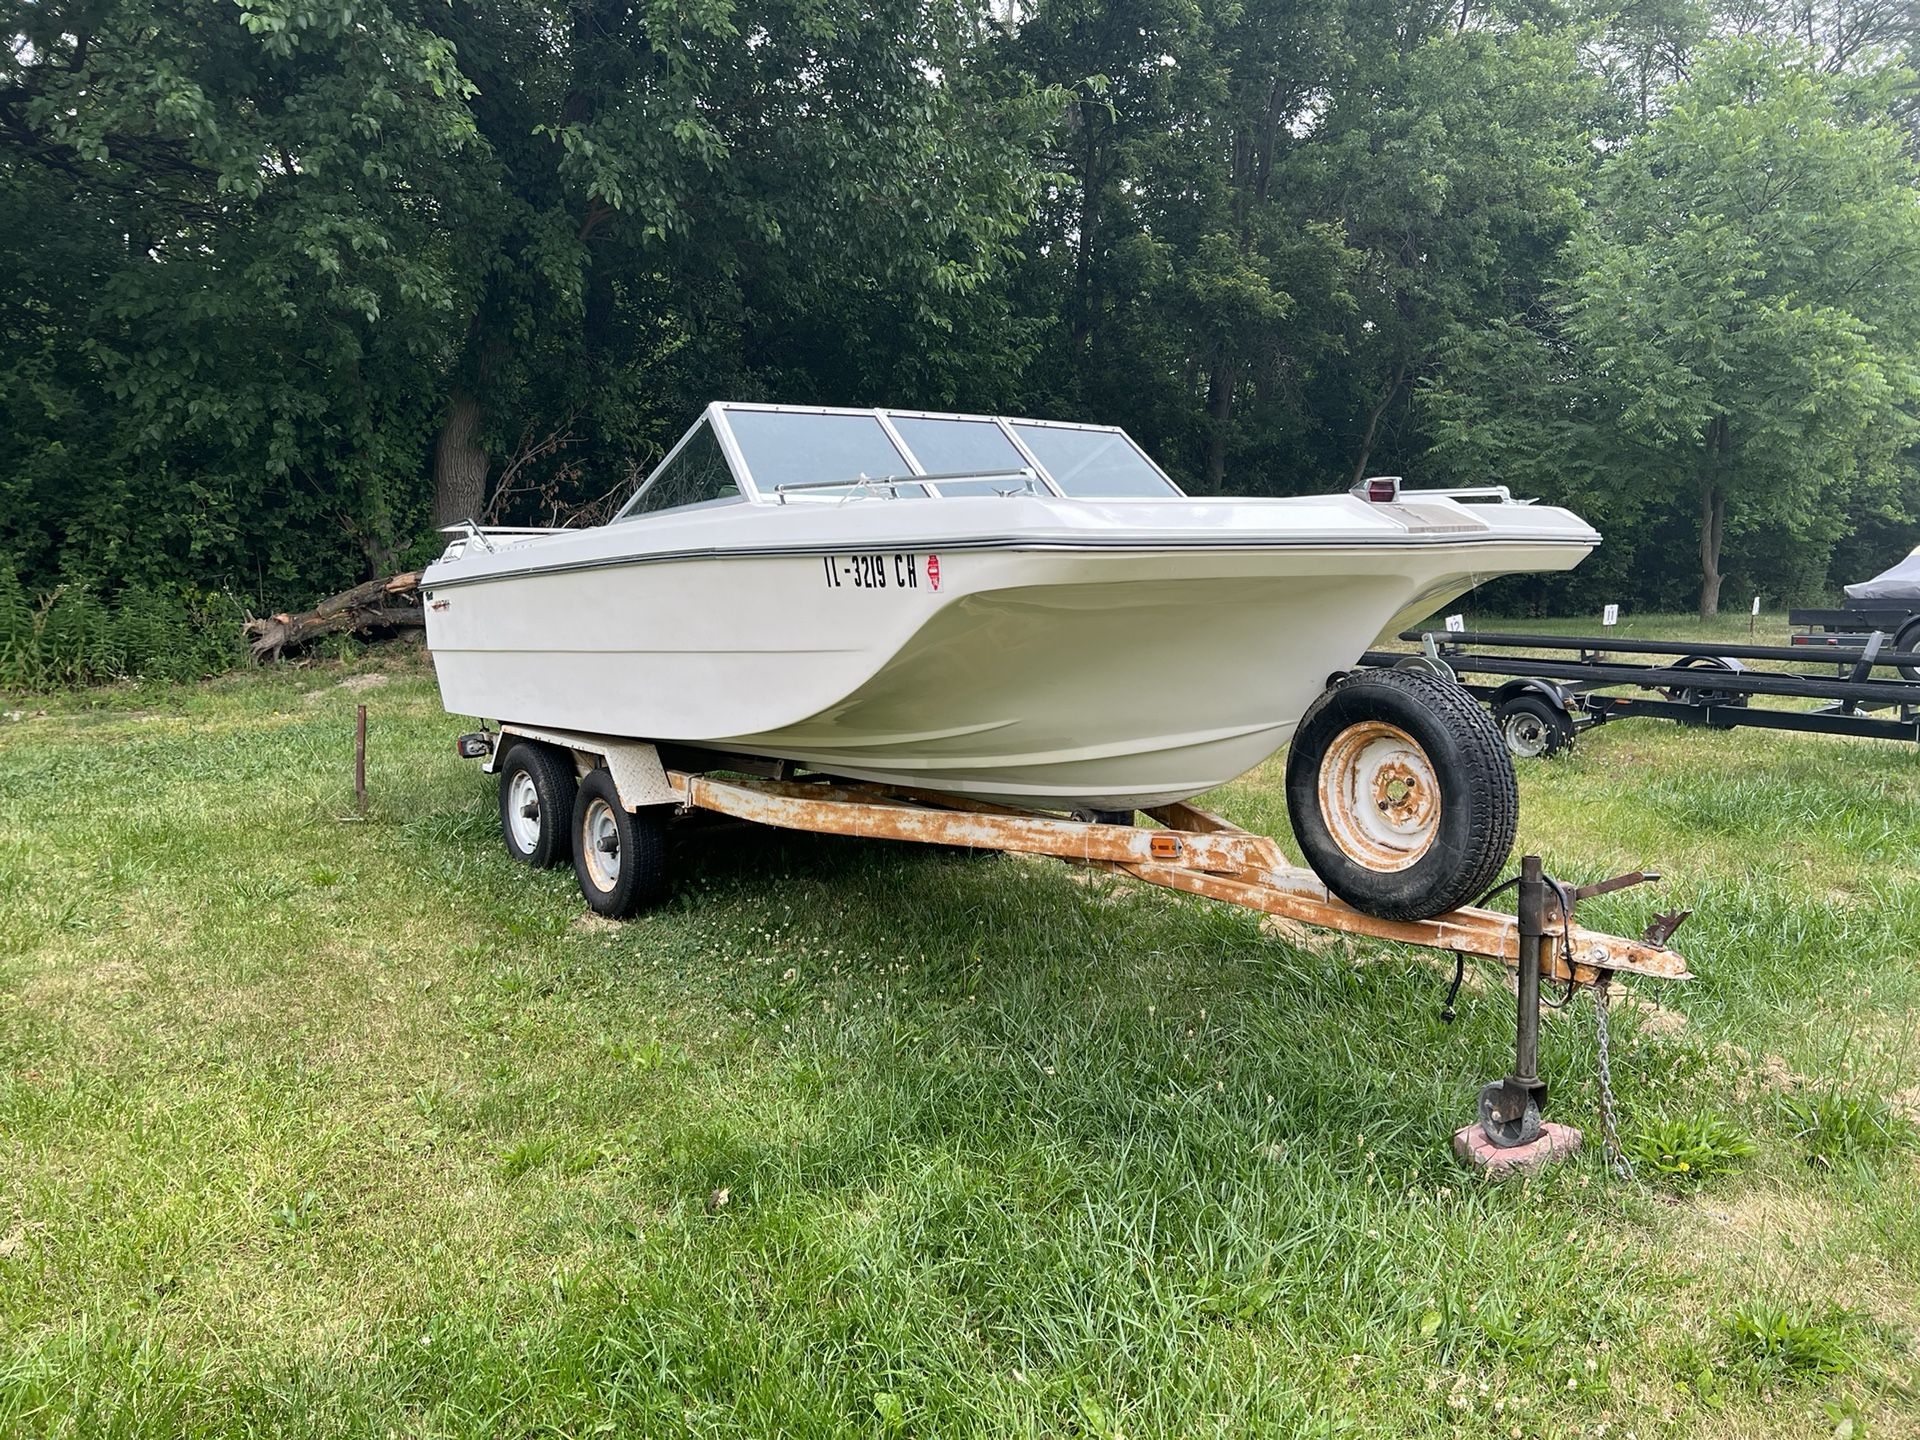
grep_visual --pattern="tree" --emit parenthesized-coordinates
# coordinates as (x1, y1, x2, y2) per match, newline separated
(1562, 39, 1920, 617)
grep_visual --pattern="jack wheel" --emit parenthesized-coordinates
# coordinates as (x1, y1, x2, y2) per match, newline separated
(571, 770, 668, 918)
(1478, 1081, 1545, 1149)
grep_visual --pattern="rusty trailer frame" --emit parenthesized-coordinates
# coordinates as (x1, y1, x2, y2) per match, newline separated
(484, 725, 1690, 1153)
(665, 768, 1689, 987)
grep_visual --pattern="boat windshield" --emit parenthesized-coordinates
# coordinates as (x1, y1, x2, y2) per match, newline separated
(888, 416, 1033, 497)
(725, 410, 927, 499)
(616, 421, 743, 520)
(617, 405, 1184, 514)
(1009, 423, 1173, 498)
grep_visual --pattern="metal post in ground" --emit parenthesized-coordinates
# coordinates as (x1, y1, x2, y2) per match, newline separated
(355, 704, 368, 814)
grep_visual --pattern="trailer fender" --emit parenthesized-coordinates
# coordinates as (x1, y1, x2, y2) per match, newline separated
(1488, 677, 1578, 711)
(495, 724, 679, 810)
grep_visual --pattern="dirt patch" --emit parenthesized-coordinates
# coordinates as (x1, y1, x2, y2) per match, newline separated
(571, 912, 623, 936)
(1889, 1085, 1920, 1125)
(1612, 990, 1690, 1038)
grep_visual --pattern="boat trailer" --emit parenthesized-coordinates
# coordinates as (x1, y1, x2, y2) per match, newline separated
(1363, 628, 1920, 755)
(469, 724, 1691, 1164)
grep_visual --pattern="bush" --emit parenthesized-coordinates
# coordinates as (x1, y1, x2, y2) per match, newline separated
(0, 561, 244, 691)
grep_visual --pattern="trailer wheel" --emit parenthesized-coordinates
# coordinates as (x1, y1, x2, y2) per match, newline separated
(1664, 654, 1749, 709)
(498, 741, 577, 869)
(1894, 618, 1920, 684)
(1493, 694, 1574, 759)
(1285, 669, 1517, 922)
(571, 769, 667, 918)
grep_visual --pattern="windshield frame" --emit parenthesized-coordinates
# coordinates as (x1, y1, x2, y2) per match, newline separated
(619, 403, 1186, 515)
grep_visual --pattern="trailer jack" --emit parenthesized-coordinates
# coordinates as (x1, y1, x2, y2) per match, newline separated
(1469, 858, 1681, 1167)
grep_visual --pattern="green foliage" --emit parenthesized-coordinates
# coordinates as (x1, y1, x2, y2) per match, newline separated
(1778, 1089, 1919, 1168)
(1622, 1112, 1756, 1188)
(0, 561, 242, 691)
(6, 1, 1920, 674)
(1720, 1301, 1860, 1380)
(1560, 40, 1920, 616)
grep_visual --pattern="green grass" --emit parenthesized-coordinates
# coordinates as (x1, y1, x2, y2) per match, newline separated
(2, 630, 1918, 1437)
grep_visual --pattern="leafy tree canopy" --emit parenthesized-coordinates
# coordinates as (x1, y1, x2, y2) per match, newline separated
(4, 0, 1919, 650)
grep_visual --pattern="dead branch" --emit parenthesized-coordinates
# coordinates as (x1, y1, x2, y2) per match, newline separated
(243, 571, 423, 663)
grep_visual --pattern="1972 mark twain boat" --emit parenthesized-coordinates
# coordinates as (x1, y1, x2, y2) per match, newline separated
(424, 403, 1599, 920)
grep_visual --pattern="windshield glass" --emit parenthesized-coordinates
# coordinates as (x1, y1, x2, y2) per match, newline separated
(1010, 424, 1177, 497)
(616, 421, 742, 519)
(890, 416, 1033, 496)
(725, 409, 924, 497)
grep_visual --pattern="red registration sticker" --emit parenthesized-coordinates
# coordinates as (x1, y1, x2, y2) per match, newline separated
(926, 554, 941, 591)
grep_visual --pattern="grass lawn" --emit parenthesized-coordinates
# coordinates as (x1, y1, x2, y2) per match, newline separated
(2, 619, 1917, 1437)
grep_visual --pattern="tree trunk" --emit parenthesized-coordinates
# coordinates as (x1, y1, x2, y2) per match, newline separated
(243, 572, 423, 662)
(1348, 362, 1407, 486)
(432, 385, 489, 528)
(1697, 417, 1730, 620)
(1204, 354, 1236, 492)
(1071, 106, 1101, 350)
(1698, 483, 1726, 619)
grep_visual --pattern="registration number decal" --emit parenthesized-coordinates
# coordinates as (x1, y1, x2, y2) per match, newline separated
(821, 553, 931, 591)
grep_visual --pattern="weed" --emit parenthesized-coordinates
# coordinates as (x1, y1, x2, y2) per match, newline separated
(1721, 1301, 1859, 1380)
(1778, 1089, 1918, 1168)
(1623, 1112, 1756, 1187)
(499, 1136, 562, 1179)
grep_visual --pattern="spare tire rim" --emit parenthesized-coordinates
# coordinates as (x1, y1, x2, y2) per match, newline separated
(1318, 720, 1441, 873)
(583, 797, 622, 889)
(507, 771, 542, 852)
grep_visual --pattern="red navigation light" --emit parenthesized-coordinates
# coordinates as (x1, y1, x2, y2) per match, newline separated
(1359, 476, 1401, 503)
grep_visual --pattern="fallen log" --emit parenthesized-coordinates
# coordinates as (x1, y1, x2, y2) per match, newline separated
(245, 571, 424, 662)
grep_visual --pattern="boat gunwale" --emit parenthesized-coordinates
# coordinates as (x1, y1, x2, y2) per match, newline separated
(421, 531, 1601, 591)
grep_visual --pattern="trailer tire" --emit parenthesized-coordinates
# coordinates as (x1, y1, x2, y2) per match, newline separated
(1894, 618, 1920, 684)
(1493, 694, 1575, 759)
(498, 741, 577, 869)
(1664, 654, 1749, 709)
(571, 769, 667, 919)
(1285, 668, 1517, 922)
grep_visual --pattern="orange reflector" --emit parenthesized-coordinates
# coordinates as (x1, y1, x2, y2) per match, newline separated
(1149, 835, 1182, 859)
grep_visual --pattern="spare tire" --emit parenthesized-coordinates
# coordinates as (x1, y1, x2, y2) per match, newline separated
(1284, 668, 1517, 921)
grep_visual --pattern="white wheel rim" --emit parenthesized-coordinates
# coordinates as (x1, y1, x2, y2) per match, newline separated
(1318, 720, 1441, 873)
(1504, 712, 1549, 758)
(507, 771, 543, 852)
(583, 797, 622, 890)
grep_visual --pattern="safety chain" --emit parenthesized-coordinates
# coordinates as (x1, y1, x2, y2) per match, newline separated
(1592, 972, 1635, 1181)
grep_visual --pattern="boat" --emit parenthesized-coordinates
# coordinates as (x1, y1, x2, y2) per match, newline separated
(423, 403, 1598, 812)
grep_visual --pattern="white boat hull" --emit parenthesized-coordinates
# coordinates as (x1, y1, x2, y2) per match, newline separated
(427, 499, 1591, 807)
